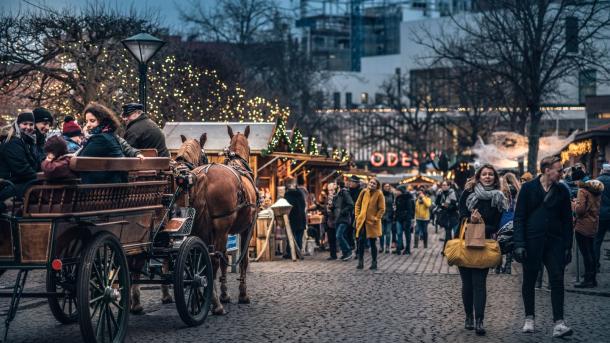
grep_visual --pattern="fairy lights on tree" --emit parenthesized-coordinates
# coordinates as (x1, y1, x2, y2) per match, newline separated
(262, 116, 292, 156)
(290, 128, 306, 154)
(307, 136, 319, 156)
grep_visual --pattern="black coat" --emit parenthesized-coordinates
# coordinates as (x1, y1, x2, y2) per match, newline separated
(382, 191, 395, 221)
(596, 173, 610, 222)
(513, 177, 573, 250)
(34, 130, 46, 163)
(349, 186, 362, 203)
(0, 132, 39, 184)
(285, 188, 307, 233)
(332, 188, 354, 225)
(394, 192, 415, 222)
(436, 189, 459, 229)
(78, 132, 127, 184)
(458, 188, 503, 238)
(124, 114, 169, 157)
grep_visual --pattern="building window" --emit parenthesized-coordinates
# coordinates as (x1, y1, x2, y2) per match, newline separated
(361, 92, 369, 105)
(566, 16, 579, 53)
(374, 93, 385, 105)
(333, 92, 341, 109)
(579, 69, 596, 104)
(346, 92, 353, 109)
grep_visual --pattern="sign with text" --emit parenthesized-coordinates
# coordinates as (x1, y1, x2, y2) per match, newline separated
(370, 151, 436, 168)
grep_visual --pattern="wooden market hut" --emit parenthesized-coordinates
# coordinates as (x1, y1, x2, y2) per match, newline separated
(561, 123, 610, 177)
(400, 174, 442, 188)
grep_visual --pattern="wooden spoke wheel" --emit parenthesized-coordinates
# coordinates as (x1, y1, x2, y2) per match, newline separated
(47, 262, 78, 324)
(174, 236, 213, 326)
(77, 233, 130, 343)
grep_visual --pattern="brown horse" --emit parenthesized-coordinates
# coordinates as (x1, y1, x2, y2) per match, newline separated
(129, 133, 208, 314)
(188, 125, 258, 315)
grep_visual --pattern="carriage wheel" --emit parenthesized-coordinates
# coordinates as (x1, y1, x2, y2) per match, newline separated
(76, 233, 130, 343)
(174, 236, 213, 326)
(47, 262, 78, 324)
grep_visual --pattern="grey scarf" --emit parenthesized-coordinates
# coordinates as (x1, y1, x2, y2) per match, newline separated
(466, 183, 508, 212)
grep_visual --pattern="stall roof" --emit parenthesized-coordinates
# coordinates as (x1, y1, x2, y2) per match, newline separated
(162, 122, 274, 153)
(269, 152, 349, 168)
(574, 123, 610, 141)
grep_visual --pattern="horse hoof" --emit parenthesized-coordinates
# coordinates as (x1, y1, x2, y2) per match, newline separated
(212, 307, 227, 316)
(220, 295, 231, 304)
(238, 296, 250, 304)
(161, 297, 174, 305)
(130, 305, 144, 315)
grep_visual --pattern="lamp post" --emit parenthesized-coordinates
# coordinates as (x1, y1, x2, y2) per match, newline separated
(121, 33, 165, 112)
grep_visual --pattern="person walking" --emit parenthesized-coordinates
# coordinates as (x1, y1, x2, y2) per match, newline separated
(284, 177, 307, 258)
(436, 181, 459, 255)
(380, 183, 395, 253)
(332, 180, 355, 260)
(513, 155, 574, 338)
(395, 185, 415, 255)
(594, 163, 610, 273)
(325, 182, 338, 260)
(573, 179, 604, 288)
(414, 188, 432, 249)
(354, 178, 385, 270)
(347, 175, 363, 250)
(497, 172, 521, 274)
(458, 164, 507, 336)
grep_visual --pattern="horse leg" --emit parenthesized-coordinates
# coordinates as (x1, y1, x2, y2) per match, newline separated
(219, 255, 231, 303)
(238, 231, 251, 304)
(130, 274, 144, 315)
(210, 255, 227, 315)
(161, 258, 173, 304)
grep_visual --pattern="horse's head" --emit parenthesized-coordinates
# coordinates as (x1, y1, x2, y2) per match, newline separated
(227, 125, 251, 160)
(175, 133, 208, 168)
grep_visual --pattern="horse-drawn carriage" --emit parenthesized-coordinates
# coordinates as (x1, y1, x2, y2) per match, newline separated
(0, 155, 214, 342)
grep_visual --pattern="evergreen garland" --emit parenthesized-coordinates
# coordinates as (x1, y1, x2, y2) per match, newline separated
(290, 128, 306, 153)
(307, 136, 319, 156)
(262, 116, 292, 156)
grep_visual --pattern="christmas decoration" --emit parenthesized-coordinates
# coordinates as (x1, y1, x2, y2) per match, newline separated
(307, 136, 319, 156)
(290, 128, 306, 154)
(262, 116, 292, 156)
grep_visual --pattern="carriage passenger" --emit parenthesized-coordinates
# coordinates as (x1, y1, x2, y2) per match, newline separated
(33, 107, 54, 163)
(77, 102, 127, 184)
(61, 116, 84, 153)
(0, 112, 40, 202)
(41, 136, 77, 179)
(120, 103, 169, 157)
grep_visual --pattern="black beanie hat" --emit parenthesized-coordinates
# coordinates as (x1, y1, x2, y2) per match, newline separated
(17, 112, 35, 124)
(33, 107, 54, 125)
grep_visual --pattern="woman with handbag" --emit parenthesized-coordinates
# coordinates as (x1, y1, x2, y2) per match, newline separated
(457, 164, 507, 335)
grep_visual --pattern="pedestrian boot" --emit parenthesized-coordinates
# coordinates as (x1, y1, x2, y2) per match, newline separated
(475, 319, 485, 336)
(357, 257, 364, 270)
(414, 235, 419, 248)
(574, 280, 596, 288)
(465, 316, 474, 330)
(369, 260, 377, 270)
(503, 263, 512, 274)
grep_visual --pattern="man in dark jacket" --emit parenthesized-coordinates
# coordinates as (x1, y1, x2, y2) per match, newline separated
(513, 155, 573, 338)
(346, 175, 363, 250)
(33, 107, 54, 163)
(395, 185, 415, 255)
(284, 177, 306, 258)
(332, 180, 354, 260)
(0, 113, 40, 201)
(595, 163, 610, 272)
(121, 103, 169, 157)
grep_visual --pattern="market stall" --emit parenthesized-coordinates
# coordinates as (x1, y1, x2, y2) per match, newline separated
(561, 123, 610, 177)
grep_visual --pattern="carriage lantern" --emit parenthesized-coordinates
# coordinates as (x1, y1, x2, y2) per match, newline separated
(121, 33, 166, 112)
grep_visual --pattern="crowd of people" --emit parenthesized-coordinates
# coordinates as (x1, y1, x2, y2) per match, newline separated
(298, 156, 610, 338)
(0, 102, 169, 209)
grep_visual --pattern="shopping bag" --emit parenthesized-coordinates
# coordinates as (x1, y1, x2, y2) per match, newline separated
(444, 220, 502, 269)
(464, 221, 486, 248)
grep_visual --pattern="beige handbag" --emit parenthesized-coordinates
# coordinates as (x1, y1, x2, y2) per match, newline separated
(465, 220, 486, 248)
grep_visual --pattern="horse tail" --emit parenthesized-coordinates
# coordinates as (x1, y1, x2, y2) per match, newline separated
(191, 168, 214, 247)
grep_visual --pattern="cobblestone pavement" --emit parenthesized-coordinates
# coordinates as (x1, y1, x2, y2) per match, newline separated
(2, 227, 609, 343)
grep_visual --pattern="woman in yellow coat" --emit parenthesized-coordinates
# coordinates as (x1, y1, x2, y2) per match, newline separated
(354, 178, 385, 270)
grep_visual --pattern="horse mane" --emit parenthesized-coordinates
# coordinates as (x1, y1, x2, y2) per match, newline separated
(176, 139, 201, 165)
(229, 134, 250, 161)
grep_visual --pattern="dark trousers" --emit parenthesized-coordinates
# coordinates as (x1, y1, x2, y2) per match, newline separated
(522, 235, 565, 321)
(346, 225, 356, 250)
(327, 226, 337, 258)
(442, 226, 453, 252)
(594, 219, 610, 270)
(357, 227, 377, 262)
(576, 232, 596, 282)
(458, 267, 489, 320)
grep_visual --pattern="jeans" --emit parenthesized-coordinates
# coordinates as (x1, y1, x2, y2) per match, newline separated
(594, 219, 610, 270)
(396, 220, 412, 252)
(458, 267, 489, 320)
(380, 220, 393, 249)
(576, 232, 596, 282)
(336, 223, 352, 256)
(416, 220, 429, 247)
(357, 226, 377, 262)
(522, 235, 565, 321)
(442, 225, 453, 252)
(326, 226, 337, 258)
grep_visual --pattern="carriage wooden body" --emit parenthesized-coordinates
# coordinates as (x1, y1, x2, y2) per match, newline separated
(0, 157, 213, 342)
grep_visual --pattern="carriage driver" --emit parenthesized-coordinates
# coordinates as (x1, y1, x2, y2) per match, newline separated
(120, 103, 169, 157)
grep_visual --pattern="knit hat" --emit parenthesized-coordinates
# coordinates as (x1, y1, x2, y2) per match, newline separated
(121, 103, 144, 117)
(33, 107, 54, 125)
(17, 112, 35, 124)
(44, 135, 68, 157)
(62, 116, 82, 137)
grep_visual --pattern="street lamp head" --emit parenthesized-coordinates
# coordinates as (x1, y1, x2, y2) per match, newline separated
(121, 33, 165, 64)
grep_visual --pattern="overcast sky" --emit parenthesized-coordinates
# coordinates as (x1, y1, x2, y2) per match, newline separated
(1, 0, 300, 34)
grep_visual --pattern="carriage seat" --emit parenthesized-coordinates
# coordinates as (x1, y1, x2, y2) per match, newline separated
(69, 157, 171, 172)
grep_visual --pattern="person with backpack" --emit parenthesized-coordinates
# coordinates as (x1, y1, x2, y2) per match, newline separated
(497, 173, 521, 274)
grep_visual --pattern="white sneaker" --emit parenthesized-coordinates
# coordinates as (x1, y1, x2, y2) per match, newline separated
(552, 320, 573, 338)
(522, 316, 534, 333)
